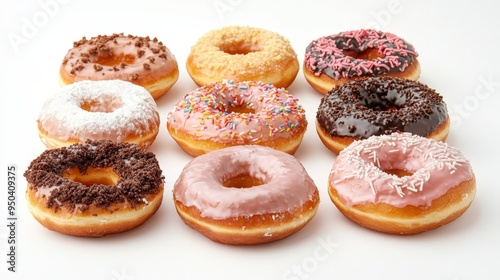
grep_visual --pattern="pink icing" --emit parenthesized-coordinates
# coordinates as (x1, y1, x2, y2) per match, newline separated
(166, 80, 307, 143)
(173, 145, 318, 219)
(329, 133, 474, 207)
(61, 34, 177, 83)
(38, 80, 159, 142)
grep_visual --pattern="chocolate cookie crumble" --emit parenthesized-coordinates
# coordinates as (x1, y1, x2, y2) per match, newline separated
(24, 140, 164, 212)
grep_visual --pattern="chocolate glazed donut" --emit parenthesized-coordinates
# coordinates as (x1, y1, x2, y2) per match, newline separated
(315, 77, 450, 154)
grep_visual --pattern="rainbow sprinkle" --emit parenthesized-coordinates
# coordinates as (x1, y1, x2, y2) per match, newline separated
(167, 80, 307, 142)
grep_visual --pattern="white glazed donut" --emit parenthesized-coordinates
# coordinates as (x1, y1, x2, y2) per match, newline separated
(37, 80, 160, 149)
(173, 145, 320, 245)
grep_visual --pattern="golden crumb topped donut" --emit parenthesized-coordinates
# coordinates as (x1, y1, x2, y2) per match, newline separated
(24, 140, 164, 237)
(328, 133, 476, 235)
(186, 26, 299, 88)
(167, 80, 307, 156)
(59, 33, 179, 99)
(37, 80, 160, 150)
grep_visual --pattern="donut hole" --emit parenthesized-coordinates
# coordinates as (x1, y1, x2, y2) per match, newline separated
(94, 53, 136, 66)
(223, 173, 264, 188)
(219, 42, 262, 55)
(384, 169, 413, 178)
(343, 48, 383, 60)
(80, 96, 123, 113)
(63, 167, 119, 186)
(226, 105, 256, 114)
(357, 89, 405, 111)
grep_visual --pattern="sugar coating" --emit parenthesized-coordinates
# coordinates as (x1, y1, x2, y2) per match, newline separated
(189, 26, 297, 76)
(38, 80, 159, 141)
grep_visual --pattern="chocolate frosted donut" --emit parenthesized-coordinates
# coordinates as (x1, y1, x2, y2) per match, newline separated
(24, 140, 164, 237)
(316, 77, 450, 154)
(303, 29, 421, 94)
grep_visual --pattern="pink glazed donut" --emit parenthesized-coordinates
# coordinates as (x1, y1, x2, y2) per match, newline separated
(166, 80, 308, 157)
(328, 132, 476, 235)
(172, 145, 320, 245)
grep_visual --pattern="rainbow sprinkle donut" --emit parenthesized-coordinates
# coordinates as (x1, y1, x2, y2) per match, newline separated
(166, 80, 307, 156)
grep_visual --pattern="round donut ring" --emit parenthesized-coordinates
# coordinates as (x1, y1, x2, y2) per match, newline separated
(59, 33, 179, 99)
(24, 140, 164, 237)
(304, 29, 421, 94)
(37, 80, 160, 150)
(186, 26, 300, 88)
(173, 145, 320, 245)
(328, 133, 476, 235)
(316, 76, 450, 154)
(167, 80, 308, 157)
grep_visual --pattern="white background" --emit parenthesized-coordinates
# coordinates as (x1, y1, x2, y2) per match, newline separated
(1, 0, 499, 279)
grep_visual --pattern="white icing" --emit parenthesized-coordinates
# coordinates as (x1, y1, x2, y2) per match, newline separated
(38, 80, 159, 142)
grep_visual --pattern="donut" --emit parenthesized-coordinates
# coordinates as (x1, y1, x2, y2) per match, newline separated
(328, 132, 476, 235)
(59, 33, 179, 100)
(316, 76, 450, 154)
(173, 145, 320, 245)
(166, 80, 308, 157)
(23, 140, 164, 237)
(304, 29, 420, 94)
(186, 26, 299, 89)
(37, 80, 160, 150)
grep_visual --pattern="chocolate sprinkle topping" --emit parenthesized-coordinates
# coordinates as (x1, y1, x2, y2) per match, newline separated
(24, 140, 164, 212)
(65, 33, 169, 75)
(316, 77, 448, 138)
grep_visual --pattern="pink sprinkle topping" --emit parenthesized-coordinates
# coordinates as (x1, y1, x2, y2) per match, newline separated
(304, 29, 418, 80)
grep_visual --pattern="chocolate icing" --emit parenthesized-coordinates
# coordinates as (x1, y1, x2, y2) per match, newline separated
(316, 77, 448, 138)
(24, 140, 164, 211)
(304, 29, 417, 80)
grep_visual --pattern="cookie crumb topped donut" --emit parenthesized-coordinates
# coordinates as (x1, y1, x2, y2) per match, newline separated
(316, 76, 449, 154)
(59, 33, 179, 99)
(186, 26, 299, 88)
(24, 140, 164, 237)
(328, 132, 476, 235)
(304, 29, 420, 94)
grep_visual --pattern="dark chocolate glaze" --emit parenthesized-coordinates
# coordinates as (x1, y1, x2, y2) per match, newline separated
(304, 29, 417, 80)
(316, 77, 448, 138)
(24, 140, 164, 211)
